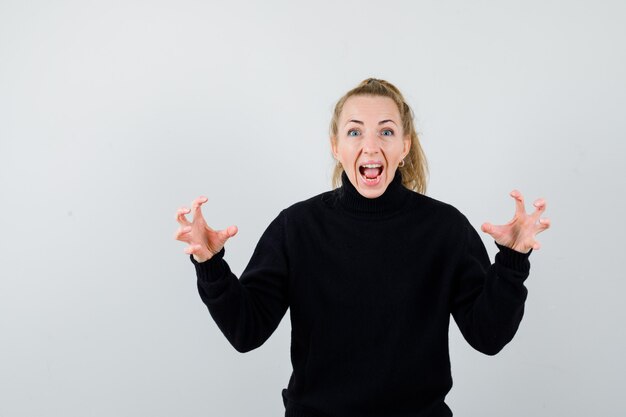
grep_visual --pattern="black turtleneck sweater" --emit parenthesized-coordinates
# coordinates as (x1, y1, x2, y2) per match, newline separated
(192, 171, 532, 417)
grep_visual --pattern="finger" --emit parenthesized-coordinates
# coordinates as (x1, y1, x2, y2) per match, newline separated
(535, 217, 551, 233)
(184, 243, 203, 255)
(226, 225, 238, 238)
(176, 207, 191, 226)
(174, 226, 192, 242)
(481, 222, 504, 239)
(219, 225, 239, 241)
(532, 240, 542, 250)
(191, 196, 209, 217)
(510, 189, 526, 215)
(530, 198, 547, 221)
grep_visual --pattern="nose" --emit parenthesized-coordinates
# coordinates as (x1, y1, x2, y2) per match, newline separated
(362, 131, 381, 154)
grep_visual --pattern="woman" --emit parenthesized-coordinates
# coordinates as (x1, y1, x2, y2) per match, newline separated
(174, 79, 550, 416)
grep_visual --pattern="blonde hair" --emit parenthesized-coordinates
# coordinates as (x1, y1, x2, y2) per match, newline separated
(329, 78, 428, 194)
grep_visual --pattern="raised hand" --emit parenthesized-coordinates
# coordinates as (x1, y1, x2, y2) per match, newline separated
(481, 190, 551, 254)
(174, 196, 238, 263)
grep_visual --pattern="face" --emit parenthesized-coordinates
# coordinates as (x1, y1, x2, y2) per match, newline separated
(332, 95, 411, 199)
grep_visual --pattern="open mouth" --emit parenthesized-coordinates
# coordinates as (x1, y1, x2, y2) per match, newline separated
(358, 163, 384, 184)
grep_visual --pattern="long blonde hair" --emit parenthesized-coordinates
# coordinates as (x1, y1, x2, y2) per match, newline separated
(329, 78, 428, 194)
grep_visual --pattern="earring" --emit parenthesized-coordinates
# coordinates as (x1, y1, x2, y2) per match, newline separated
(398, 159, 405, 168)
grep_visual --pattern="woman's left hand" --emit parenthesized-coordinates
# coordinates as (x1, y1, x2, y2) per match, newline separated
(481, 190, 551, 254)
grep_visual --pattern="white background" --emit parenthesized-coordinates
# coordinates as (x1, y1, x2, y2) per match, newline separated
(1, 1, 625, 416)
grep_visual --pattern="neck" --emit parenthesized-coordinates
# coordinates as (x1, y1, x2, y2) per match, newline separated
(337, 170, 410, 217)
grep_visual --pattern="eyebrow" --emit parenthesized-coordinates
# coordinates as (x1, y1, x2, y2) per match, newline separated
(346, 119, 398, 126)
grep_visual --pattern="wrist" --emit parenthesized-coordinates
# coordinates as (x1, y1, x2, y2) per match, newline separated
(193, 254, 210, 263)
(494, 242, 532, 271)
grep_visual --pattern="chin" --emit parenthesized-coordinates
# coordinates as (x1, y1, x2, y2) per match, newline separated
(359, 189, 386, 199)
(354, 171, 389, 199)
(352, 160, 395, 198)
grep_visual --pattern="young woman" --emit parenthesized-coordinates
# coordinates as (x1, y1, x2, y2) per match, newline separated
(174, 78, 550, 417)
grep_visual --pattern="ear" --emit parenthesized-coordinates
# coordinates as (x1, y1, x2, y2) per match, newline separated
(330, 136, 339, 160)
(403, 134, 411, 159)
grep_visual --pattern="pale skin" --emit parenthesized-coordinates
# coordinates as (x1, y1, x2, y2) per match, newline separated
(331, 96, 411, 199)
(175, 95, 550, 261)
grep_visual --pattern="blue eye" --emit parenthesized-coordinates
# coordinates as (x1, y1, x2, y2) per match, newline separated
(347, 129, 360, 137)
(381, 129, 394, 136)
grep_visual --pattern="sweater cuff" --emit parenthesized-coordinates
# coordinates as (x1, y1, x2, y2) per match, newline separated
(494, 242, 532, 272)
(190, 247, 227, 283)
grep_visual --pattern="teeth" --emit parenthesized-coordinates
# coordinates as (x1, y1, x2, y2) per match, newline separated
(362, 164, 382, 168)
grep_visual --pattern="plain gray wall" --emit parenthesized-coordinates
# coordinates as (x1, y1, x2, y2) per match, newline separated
(1, 0, 625, 416)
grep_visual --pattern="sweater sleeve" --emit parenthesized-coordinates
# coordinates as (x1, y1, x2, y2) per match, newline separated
(450, 215, 532, 356)
(192, 211, 290, 353)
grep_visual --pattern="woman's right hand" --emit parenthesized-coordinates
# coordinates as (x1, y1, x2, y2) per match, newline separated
(174, 196, 238, 263)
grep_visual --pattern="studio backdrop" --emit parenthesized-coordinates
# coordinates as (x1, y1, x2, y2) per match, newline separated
(1, 1, 624, 416)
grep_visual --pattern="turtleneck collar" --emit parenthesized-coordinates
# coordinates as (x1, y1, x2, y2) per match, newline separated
(336, 169, 410, 217)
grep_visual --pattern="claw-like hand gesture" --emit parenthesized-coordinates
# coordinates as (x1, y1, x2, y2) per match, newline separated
(174, 196, 238, 263)
(481, 190, 551, 254)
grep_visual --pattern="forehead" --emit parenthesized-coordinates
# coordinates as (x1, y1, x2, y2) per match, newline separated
(340, 95, 400, 122)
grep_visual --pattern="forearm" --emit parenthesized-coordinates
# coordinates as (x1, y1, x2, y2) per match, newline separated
(193, 245, 289, 353)
(453, 241, 532, 355)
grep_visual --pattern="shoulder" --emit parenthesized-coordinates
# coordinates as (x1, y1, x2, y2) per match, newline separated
(256, 192, 331, 247)
(263, 191, 336, 245)
(405, 191, 468, 224)
(279, 189, 337, 218)
(404, 193, 482, 255)
(404, 192, 480, 250)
